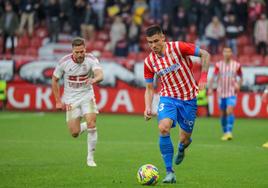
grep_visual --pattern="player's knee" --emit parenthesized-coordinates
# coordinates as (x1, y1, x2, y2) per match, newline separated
(158, 124, 170, 135)
(227, 108, 233, 115)
(87, 121, 96, 129)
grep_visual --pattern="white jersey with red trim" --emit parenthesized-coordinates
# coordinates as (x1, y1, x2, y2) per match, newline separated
(144, 41, 199, 100)
(53, 53, 102, 104)
(214, 60, 242, 98)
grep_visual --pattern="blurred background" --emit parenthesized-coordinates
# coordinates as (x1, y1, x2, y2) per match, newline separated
(0, 0, 267, 118)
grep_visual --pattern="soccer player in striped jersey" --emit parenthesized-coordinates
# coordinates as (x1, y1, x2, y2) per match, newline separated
(143, 25, 210, 183)
(52, 37, 103, 167)
(262, 86, 268, 148)
(208, 47, 243, 141)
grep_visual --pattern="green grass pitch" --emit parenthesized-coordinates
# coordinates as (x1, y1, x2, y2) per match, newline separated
(0, 112, 268, 188)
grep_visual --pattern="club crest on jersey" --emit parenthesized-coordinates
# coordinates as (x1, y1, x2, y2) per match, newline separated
(157, 64, 181, 76)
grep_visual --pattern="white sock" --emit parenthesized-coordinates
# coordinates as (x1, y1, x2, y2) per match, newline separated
(87, 127, 97, 160)
(80, 122, 87, 135)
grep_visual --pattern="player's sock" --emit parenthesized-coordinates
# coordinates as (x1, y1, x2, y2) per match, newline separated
(227, 114, 235, 132)
(159, 134, 174, 173)
(79, 122, 87, 135)
(221, 116, 228, 133)
(180, 138, 192, 151)
(87, 127, 98, 164)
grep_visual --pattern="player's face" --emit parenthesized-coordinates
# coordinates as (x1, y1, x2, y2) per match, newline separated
(72, 45, 86, 64)
(146, 34, 165, 55)
(223, 48, 232, 60)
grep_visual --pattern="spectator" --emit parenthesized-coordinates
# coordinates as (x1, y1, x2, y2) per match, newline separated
(160, 13, 172, 40)
(205, 16, 225, 55)
(127, 18, 141, 53)
(71, 0, 86, 36)
(46, 0, 61, 43)
(105, 15, 126, 53)
(149, 0, 161, 23)
(18, 0, 36, 37)
(224, 13, 243, 55)
(254, 13, 268, 56)
(81, 3, 97, 41)
(172, 6, 188, 41)
(186, 24, 198, 44)
(89, 0, 105, 29)
(59, 0, 73, 33)
(234, 0, 248, 31)
(0, 1, 19, 55)
(132, 0, 148, 26)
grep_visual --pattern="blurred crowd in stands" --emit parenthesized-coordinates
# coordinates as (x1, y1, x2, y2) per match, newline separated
(0, 0, 268, 64)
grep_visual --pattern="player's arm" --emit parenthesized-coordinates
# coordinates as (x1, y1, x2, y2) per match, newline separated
(198, 49, 211, 90)
(91, 69, 103, 84)
(178, 42, 210, 90)
(144, 58, 154, 121)
(51, 75, 63, 110)
(144, 82, 154, 121)
(235, 65, 243, 92)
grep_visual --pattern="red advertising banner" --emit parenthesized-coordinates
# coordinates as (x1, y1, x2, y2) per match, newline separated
(6, 83, 268, 118)
(210, 92, 268, 118)
(1, 59, 268, 117)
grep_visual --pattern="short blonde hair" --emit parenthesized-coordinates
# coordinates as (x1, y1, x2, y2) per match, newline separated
(72, 37, 85, 47)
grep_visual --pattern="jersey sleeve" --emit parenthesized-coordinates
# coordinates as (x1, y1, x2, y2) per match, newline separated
(178, 41, 200, 56)
(144, 58, 154, 83)
(91, 56, 102, 70)
(53, 61, 64, 79)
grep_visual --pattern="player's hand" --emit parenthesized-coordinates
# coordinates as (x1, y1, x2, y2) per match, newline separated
(198, 72, 207, 90)
(234, 83, 240, 93)
(144, 108, 152, 121)
(198, 81, 207, 90)
(55, 101, 64, 110)
(86, 78, 96, 85)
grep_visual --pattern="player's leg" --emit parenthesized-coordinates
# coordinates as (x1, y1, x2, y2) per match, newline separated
(225, 96, 237, 140)
(175, 98, 197, 165)
(219, 98, 228, 135)
(66, 104, 82, 138)
(220, 109, 227, 134)
(159, 118, 176, 184)
(157, 97, 177, 183)
(175, 129, 192, 165)
(82, 98, 99, 167)
(84, 113, 97, 167)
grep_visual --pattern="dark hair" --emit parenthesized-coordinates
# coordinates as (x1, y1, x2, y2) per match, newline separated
(72, 37, 85, 47)
(145, 25, 163, 37)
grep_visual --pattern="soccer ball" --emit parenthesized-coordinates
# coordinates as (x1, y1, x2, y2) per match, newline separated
(137, 164, 159, 185)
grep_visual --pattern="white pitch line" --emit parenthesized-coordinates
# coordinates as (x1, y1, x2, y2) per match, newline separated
(0, 112, 45, 119)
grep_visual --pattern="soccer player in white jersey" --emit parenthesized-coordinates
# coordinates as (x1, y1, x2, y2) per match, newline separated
(51, 37, 103, 167)
(143, 25, 210, 183)
(262, 86, 268, 148)
(208, 47, 243, 141)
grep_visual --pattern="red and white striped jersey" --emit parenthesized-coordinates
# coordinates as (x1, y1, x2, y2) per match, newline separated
(144, 41, 200, 100)
(213, 60, 242, 98)
(53, 53, 102, 104)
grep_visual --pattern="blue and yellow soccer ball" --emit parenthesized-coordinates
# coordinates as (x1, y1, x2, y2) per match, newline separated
(137, 164, 159, 185)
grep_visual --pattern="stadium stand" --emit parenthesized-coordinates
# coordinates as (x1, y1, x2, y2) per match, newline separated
(0, 0, 267, 65)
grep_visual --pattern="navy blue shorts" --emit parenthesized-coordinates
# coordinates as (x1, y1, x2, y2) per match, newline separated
(157, 96, 197, 133)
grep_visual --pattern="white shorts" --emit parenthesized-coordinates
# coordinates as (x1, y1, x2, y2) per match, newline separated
(66, 98, 99, 122)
